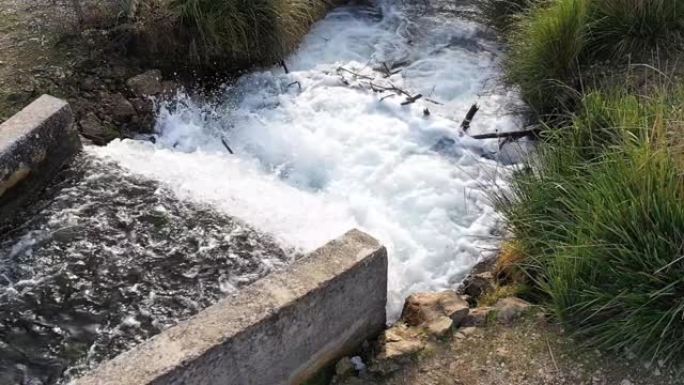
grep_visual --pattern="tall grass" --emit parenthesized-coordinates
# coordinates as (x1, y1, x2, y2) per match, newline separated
(130, 0, 340, 72)
(495, 87, 684, 366)
(505, 0, 588, 116)
(586, 0, 684, 61)
(170, 0, 328, 65)
(501, 0, 684, 116)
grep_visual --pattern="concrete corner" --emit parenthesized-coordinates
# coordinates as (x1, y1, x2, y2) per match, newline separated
(74, 229, 388, 385)
(0, 94, 81, 223)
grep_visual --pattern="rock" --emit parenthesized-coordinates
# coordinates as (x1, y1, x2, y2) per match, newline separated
(461, 306, 493, 327)
(130, 97, 155, 115)
(494, 297, 531, 323)
(80, 77, 98, 91)
(160, 80, 179, 95)
(461, 271, 495, 299)
(425, 316, 453, 336)
(106, 93, 137, 123)
(401, 291, 469, 328)
(377, 323, 426, 361)
(335, 357, 355, 379)
(79, 112, 119, 145)
(127, 70, 163, 96)
(455, 326, 483, 339)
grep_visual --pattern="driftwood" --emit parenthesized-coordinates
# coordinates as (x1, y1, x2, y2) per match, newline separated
(470, 128, 541, 140)
(460, 103, 479, 131)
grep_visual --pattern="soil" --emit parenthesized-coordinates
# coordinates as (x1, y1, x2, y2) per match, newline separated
(0, 0, 168, 141)
(339, 313, 683, 385)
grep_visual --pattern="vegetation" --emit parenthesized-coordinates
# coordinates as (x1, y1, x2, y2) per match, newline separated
(502, 0, 684, 116)
(129, 0, 338, 72)
(481, 0, 684, 367)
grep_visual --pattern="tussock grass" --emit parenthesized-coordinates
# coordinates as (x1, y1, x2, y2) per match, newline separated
(495, 87, 684, 366)
(130, 0, 340, 72)
(170, 0, 329, 66)
(498, 0, 684, 115)
(586, 0, 684, 61)
(505, 0, 588, 116)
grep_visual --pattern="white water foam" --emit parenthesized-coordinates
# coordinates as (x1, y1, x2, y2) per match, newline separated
(91, 2, 522, 317)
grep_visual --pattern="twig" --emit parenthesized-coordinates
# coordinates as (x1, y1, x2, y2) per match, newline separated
(287, 81, 302, 91)
(469, 128, 541, 140)
(546, 337, 560, 373)
(220, 137, 234, 154)
(337, 67, 375, 81)
(460, 103, 479, 132)
(280, 60, 289, 74)
(401, 94, 423, 105)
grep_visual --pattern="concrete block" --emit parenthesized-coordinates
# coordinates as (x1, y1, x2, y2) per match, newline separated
(74, 229, 388, 385)
(0, 95, 81, 223)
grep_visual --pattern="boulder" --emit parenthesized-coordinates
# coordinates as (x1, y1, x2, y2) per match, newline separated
(461, 306, 493, 327)
(494, 297, 531, 323)
(401, 291, 469, 328)
(377, 323, 426, 361)
(425, 316, 453, 337)
(106, 93, 137, 123)
(79, 112, 118, 145)
(126, 70, 163, 97)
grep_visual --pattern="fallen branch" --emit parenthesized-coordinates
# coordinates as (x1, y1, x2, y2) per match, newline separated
(287, 81, 302, 91)
(280, 60, 290, 74)
(460, 103, 479, 132)
(221, 137, 234, 154)
(337, 67, 375, 81)
(469, 128, 542, 140)
(401, 94, 423, 105)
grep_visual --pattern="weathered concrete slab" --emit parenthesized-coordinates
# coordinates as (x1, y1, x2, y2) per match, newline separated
(74, 229, 388, 385)
(0, 94, 81, 223)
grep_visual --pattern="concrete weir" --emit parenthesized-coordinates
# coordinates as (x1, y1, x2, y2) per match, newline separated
(0, 94, 81, 223)
(75, 229, 388, 385)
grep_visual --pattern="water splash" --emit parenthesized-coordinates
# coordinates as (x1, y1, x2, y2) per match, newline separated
(94, 1, 523, 316)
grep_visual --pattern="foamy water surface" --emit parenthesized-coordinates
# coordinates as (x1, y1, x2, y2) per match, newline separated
(92, 1, 523, 316)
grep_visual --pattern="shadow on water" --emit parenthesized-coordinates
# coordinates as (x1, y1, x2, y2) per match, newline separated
(0, 154, 291, 385)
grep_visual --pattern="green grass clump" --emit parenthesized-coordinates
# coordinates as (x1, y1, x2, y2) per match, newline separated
(496, 88, 684, 366)
(499, 0, 684, 116)
(169, 0, 331, 67)
(586, 0, 684, 61)
(505, 0, 589, 116)
(131, 0, 340, 72)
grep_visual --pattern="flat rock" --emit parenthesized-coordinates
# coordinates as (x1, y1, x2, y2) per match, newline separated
(494, 297, 531, 323)
(461, 306, 493, 327)
(401, 291, 469, 327)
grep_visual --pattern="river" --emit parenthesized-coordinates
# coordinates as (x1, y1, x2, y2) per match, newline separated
(1, 1, 523, 383)
(93, 0, 522, 315)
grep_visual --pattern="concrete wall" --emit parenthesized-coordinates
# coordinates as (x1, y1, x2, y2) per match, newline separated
(75, 229, 388, 385)
(0, 94, 81, 223)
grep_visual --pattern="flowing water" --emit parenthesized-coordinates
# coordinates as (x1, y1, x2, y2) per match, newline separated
(93, 0, 523, 314)
(1, 1, 524, 383)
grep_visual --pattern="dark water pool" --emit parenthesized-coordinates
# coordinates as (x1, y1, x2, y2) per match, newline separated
(0, 154, 291, 385)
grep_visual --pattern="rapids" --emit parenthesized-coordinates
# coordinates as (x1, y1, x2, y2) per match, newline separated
(93, 0, 523, 317)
